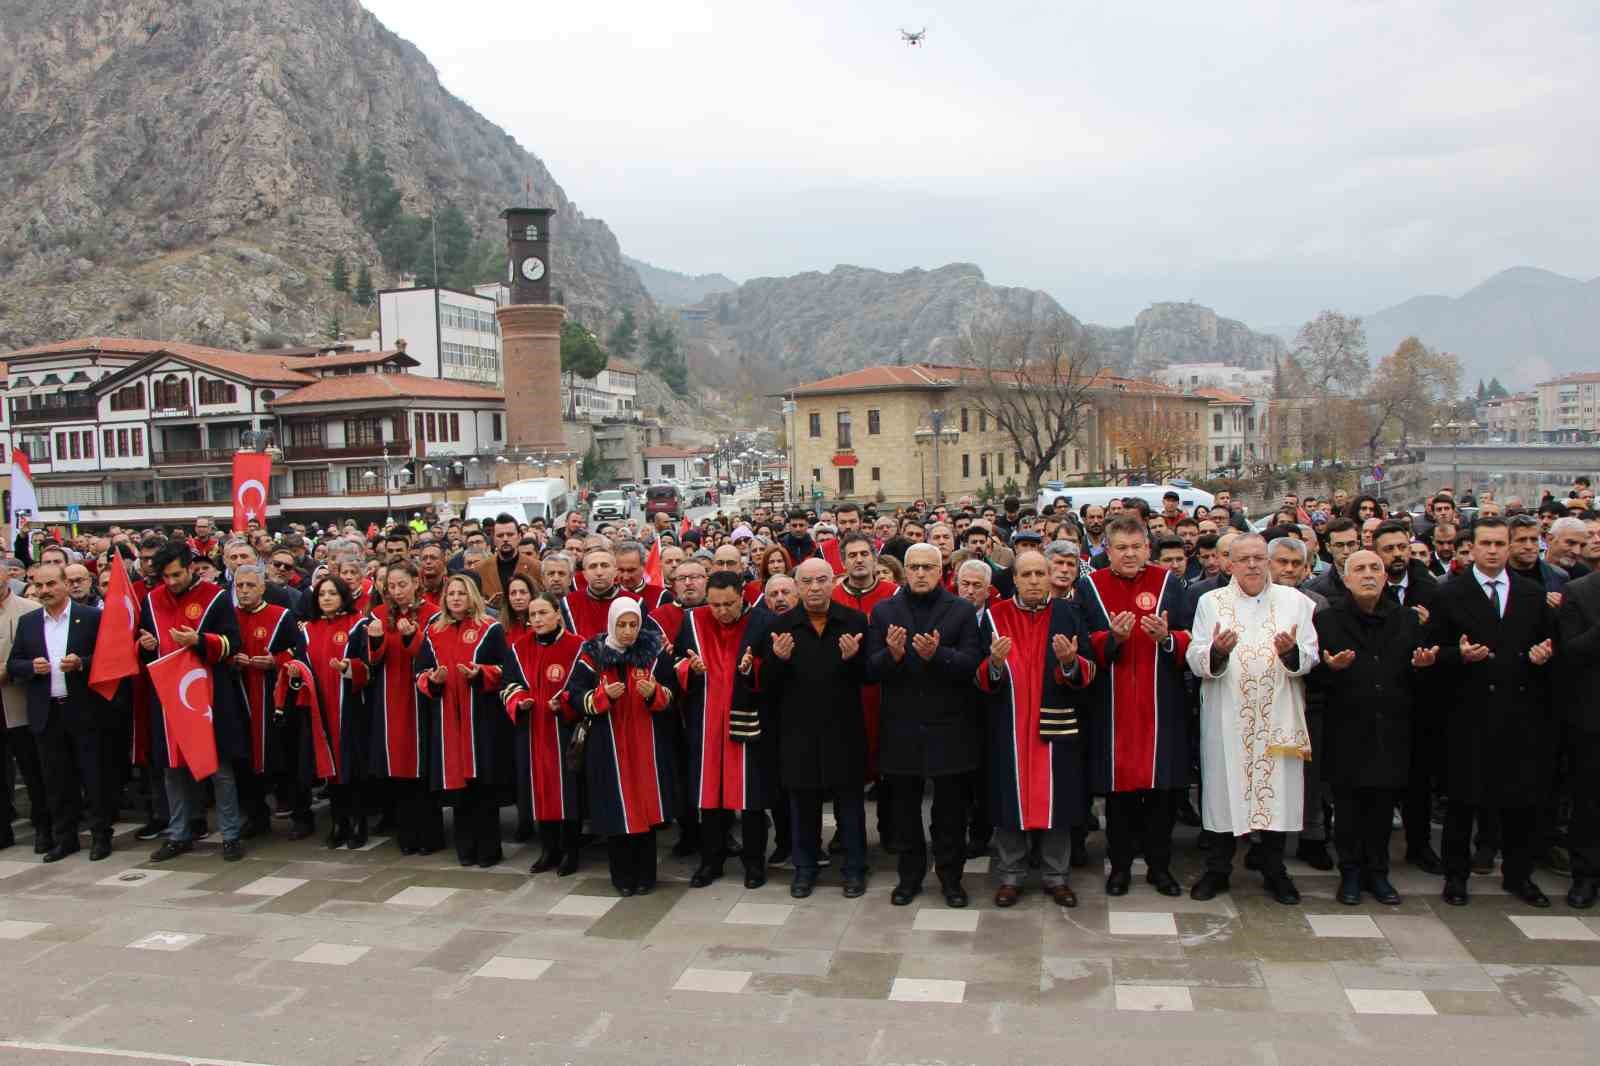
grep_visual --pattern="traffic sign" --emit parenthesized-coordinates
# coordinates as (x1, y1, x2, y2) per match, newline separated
(67, 503, 80, 522)
(1372, 465, 1385, 482)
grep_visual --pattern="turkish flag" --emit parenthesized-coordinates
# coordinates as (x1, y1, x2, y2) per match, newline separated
(89, 553, 141, 701)
(147, 648, 219, 779)
(643, 539, 663, 587)
(231, 451, 273, 532)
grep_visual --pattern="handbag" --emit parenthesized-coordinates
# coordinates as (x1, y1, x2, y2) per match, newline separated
(564, 719, 590, 772)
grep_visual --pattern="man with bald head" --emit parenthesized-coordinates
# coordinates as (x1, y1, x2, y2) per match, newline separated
(1314, 549, 1438, 905)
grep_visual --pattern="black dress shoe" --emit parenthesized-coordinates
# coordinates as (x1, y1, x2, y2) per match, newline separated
(618, 886, 636, 897)
(1404, 846, 1444, 876)
(89, 835, 112, 862)
(134, 821, 165, 842)
(1566, 877, 1598, 909)
(287, 821, 315, 842)
(841, 876, 866, 898)
(1265, 873, 1301, 905)
(222, 840, 245, 862)
(1471, 845, 1497, 875)
(477, 853, 501, 869)
(399, 844, 418, 856)
(1105, 868, 1132, 896)
(346, 820, 369, 850)
(148, 839, 194, 862)
(1442, 877, 1469, 906)
(743, 869, 767, 890)
(1190, 872, 1230, 900)
(1337, 869, 1362, 906)
(1506, 880, 1551, 908)
(689, 864, 722, 888)
(1362, 874, 1401, 905)
(1295, 841, 1334, 871)
(790, 875, 816, 899)
(325, 819, 350, 850)
(43, 840, 80, 863)
(942, 882, 969, 908)
(557, 852, 580, 877)
(528, 850, 559, 874)
(890, 883, 919, 906)
(635, 882, 655, 896)
(1146, 869, 1182, 897)
(33, 833, 55, 855)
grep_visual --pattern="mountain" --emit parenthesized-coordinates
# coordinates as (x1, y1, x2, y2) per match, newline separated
(0, 0, 650, 350)
(1085, 302, 1286, 373)
(1363, 267, 1600, 387)
(624, 256, 737, 308)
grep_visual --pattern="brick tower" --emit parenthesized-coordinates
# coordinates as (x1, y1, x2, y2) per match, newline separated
(497, 207, 566, 451)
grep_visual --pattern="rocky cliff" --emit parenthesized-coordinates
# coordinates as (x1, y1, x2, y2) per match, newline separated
(1084, 302, 1287, 372)
(624, 256, 738, 308)
(0, 0, 650, 350)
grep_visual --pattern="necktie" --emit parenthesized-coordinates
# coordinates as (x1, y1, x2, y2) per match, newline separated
(1486, 579, 1500, 617)
(1384, 584, 1401, 604)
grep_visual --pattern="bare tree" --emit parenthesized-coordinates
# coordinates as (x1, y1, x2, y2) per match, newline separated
(1288, 310, 1369, 462)
(956, 321, 1099, 494)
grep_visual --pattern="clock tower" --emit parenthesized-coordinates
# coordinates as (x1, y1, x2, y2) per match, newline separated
(495, 206, 567, 453)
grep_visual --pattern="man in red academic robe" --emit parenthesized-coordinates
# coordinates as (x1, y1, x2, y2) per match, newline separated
(1079, 515, 1194, 899)
(563, 547, 626, 640)
(615, 542, 670, 612)
(230, 563, 304, 838)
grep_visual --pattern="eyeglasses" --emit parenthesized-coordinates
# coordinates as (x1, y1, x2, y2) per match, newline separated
(905, 563, 939, 572)
(270, 560, 293, 569)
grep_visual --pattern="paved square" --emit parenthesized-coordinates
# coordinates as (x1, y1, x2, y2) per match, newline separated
(1306, 914, 1385, 938)
(473, 955, 554, 981)
(293, 943, 370, 966)
(1346, 988, 1436, 1015)
(0, 920, 48, 939)
(237, 876, 309, 897)
(1115, 984, 1194, 1011)
(1107, 911, 1178, 936)
(548, 894, 618, 917)
(889, 978, 966, 1003)
(724, 902, 793, 926)
(912, 909, 980, 932)
(386, 886, 456, 908)
(128, 931, 203, 951)
(1507, 916, 1598, 941)
(674, 968, 752, 993)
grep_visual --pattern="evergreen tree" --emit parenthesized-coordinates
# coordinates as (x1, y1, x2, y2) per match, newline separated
(1486, 377, 1510, 399)
(329, 253, 349, 293)
(323, 312, 344, 342)
(434, 204, 475, 287)
(644, 319, 689, 395)
(579, 443, 611, 486)
(1476, 378, 1487, 401)
(607, 308, 638, 358)
(353, 263, 374, 307)
(337, 147, 362, 208)
(361, 145, 402, 233)
(560, 320, 609, 379)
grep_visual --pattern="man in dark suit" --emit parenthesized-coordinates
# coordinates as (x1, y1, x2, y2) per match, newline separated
(1558, 569, 1600, 908)
(1427, 517, 1555, 908)
(5, 563, 109, 862)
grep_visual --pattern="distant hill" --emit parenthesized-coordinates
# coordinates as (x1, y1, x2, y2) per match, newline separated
(624, 256, 737, 307)
(1363, 267, 1600, 387)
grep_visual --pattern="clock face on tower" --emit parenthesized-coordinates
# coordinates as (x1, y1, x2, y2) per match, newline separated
(520, 256, 546, 282)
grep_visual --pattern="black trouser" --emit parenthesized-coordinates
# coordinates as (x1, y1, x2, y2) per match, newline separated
(769, 785, 792, 854)
(450, 782, 502, 863)
(514, 773, 535, 837)
(0, 724, 50, 836)
(1334, 787, 1395, 876)
(791, 786, 867, 879)
(889, 773, 968, 888)
(1568, 734, 1600, 879)
(39, 698, 113, 840)
(1401, 712, 1442, 852)
(391, 777, 444, 852)
(607, 830, 657, 892)
(1105, 788, 1178, 873)
(1207, 829, 1286, 878)
(874, 774, 895, 847)
(1444, 799, 1534, 887)
(537, 819, 580, 860)
(700, 807, 767, 873)
(234, 760, 271, 827)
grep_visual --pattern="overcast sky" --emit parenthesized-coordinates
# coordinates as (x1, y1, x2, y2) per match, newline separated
(363, 0, 1598, 329)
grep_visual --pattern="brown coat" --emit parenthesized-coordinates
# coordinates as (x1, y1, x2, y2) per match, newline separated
(471, 555, 540, 609)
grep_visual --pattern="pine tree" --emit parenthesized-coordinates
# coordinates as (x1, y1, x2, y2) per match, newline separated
(1476, 378, 1487, 401)
(323, 312, 344, 342)
(361, 146, 402, 234)
(330, 253, 349, 293)
(337, 147, 362, 208)
(353, 263, 374, 307)
(607, 308, 638, 358)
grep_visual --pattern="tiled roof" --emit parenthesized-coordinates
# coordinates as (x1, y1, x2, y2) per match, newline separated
(785, 361, 1179, 398)
(605, 358, 641, 374)
(11, 336, 319, 386)
(1192, 386, 1254, 404)
(641, 444, 700, 458)
(1538, 372, 1600, 386)
(268, 373, 505, 407)
(304, 350, 418, 372)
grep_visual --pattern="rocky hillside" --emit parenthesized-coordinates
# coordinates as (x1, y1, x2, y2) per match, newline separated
(624, 256, 737, 308)
(0, 0, 651, 350)
(1086, 302, 1287, 373)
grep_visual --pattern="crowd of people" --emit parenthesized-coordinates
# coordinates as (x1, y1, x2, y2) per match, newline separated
(4, 474, 1600, 913)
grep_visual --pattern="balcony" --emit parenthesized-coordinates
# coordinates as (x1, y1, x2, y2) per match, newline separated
(281, 439, 410, 461)
(14, 403, 97, 426)
(150, 448, 240, 466)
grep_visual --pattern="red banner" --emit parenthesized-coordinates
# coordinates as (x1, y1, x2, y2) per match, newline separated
(231, 451, 273, 532)
(89, 553, 140, 701)
(148, 648, 219, 779)
(643, 540, 663, 586)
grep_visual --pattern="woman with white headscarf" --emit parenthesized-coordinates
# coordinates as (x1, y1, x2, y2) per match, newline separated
(563, 597, 681, 895)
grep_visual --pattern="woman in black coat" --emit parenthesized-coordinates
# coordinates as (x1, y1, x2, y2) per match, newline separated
(865, 544, 984, 905)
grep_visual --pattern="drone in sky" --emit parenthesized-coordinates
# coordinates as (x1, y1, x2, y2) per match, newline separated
(900, 27, 927, 46)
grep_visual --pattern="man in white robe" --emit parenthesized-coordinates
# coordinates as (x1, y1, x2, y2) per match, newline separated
(1185, 533, 1318, 904)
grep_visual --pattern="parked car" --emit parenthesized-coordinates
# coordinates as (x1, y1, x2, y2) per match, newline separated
(590, 490, 631, 524)
(644, 483, 683, 519)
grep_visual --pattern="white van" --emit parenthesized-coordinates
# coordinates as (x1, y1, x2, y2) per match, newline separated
(465, 478, 571, 526)
(1033, 482, 1215, 517)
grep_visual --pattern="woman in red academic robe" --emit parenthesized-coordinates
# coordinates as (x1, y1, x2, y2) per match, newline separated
(744, 544, 793, 606)
(563, 597, 680, 896)
(502, 584, 586, 876)
(415, 574, 511, 868)
(365, 560, 443, 855)
(299, 575, 372, 848)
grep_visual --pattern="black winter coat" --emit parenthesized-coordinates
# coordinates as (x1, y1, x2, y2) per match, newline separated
(737, 601, 869, 790)
(1557, 571, 1600, 734)
(1311, 597, 1427, 788)
(866, 585, 984, 777)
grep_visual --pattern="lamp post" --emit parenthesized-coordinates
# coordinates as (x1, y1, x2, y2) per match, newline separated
(913, 408, 961, 504)
(1430, 418, 1480, 497)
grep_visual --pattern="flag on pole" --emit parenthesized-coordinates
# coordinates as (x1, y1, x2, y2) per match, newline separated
(147, 647, 219, 779)
(231, 451, 273, 532)
(9, 448, 36, 530)
(643, 539, 663, 586)
(89, 552, 141, 700)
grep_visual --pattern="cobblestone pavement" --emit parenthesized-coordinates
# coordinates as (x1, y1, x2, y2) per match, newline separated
(0, 807, 1597, 1066)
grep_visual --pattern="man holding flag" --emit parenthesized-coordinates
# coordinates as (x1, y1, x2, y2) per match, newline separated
(8, 446, 38, 562)
(138, 541, 248, 862)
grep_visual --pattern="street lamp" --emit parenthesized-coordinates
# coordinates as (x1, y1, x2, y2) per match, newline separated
(1431, 418, 1481, 497)
(912, 408, 961, 504)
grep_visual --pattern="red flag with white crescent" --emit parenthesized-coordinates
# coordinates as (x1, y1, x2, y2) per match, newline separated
(231, 452, 273, 532)
(148, 647, 219, 779)
(643, 539, 662, 586)
(89, 552, 141, 701)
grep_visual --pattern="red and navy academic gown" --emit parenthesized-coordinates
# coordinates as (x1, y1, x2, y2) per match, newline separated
(233, 600, 304, 774)
(140, 579, 247, 770)
(674, 606, 771, 812)
(564, 632, 680, 835)
(563, 585, 624, 641)
(975, 597, 1098, 830)
(351, 577, 374, 618)
(621, 582, 670, 613)
(653, 603, 688, 647)
(300, 614, 371, 785)
(502, 623, 586, 822)
(833, 578, 898, 781)
(415, 619, 510, 792)
(365, 602, 438, 779)
(1079, 565, 1194, 794)
(130, 577, 158, 764)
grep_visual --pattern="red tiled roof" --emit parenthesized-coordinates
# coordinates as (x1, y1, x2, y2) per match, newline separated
(605, 358, 641, 374)
(9, 336, 319, 386)
(785, 361, 1179, 398)
(306, 350, 418, 372)
(1193, 386, 1254, 404)
(268, 373, 504, 407)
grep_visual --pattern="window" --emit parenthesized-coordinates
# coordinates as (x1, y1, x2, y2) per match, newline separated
(979, 411, 987, 433)
(117, 429, 129, 456)
(1214, 445, 1224, 462)
(18, 433, 50, 462)
(415, 413, 425, 443)
(110, 383, 145, 411)
(56, 432, 67, 460)
(871, 466, 881, 481)
(808, 412, 821, 438)
(287, 422, 323, 447)
(838, 467, 855, 495)
(293, 468, 328, 496)
(131, 428, 143, 456)
(980, 455, 989, 477)
(449, 413, 460, 441)
(198, 378, 237, 405)
(998, 453, 1005, 477)
(426, 413, 437, 442)
(491, 413, 503, 440)
(1247, 414, 1256, 432)
(104, 429, 114, 456)
(960, 408, 969, 432)
(1213, 413, 1222, 432)
(867, 409, 881, 435)
(836, 411, 852, 449)
(82, 431, 93, 459)
(811, 468, 820, 482)
(961, 453, 970, 478)
(344, 417, 383, 445)
(153, 375, 189, 410)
